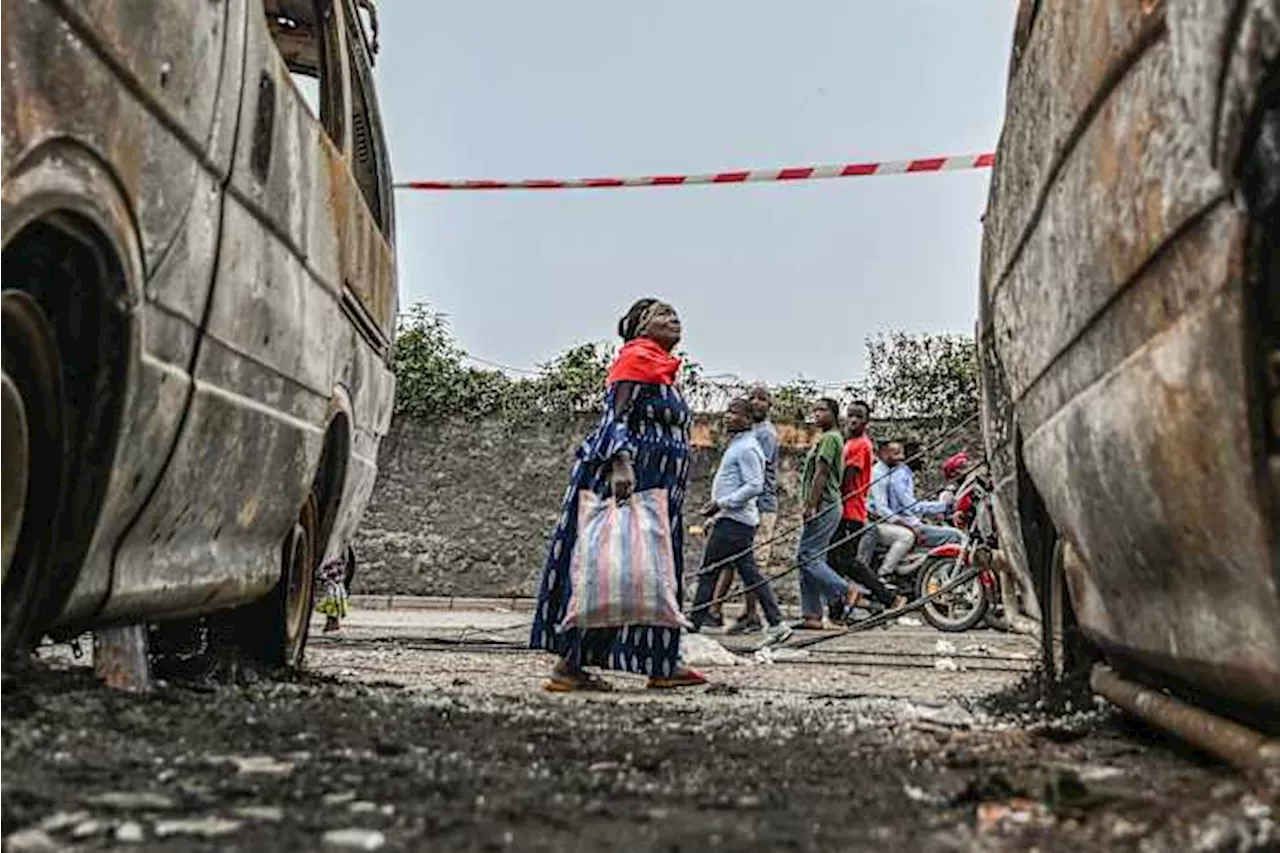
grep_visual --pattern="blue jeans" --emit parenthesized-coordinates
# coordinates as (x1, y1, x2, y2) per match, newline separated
(795, 503, 848, 618)
(916, 524, 962, 548)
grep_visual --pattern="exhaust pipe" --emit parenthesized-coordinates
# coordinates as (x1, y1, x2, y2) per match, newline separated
(1091, 664, 1280, 781)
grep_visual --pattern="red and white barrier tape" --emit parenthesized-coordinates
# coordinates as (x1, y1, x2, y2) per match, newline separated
(395, 152, 995, 191)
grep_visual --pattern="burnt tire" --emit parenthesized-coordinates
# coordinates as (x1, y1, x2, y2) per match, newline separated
(917, 556, 988, 632)
(235, 488, 319, 669)
(1042, 540, 1098, 707)
(1, 291, 65, 668)
(151, 488, 320, 677)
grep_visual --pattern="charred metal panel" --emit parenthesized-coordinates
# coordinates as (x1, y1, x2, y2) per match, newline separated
(57, 0, 228, 153)
(5, 0, 394, 624)
(102, 0, 396, 621)
(992, 37, 1225, 406)
(981, 0, 1280, 713)
(1019, 206, 1244, 432)
(313, 326, 392, 565)
(984, 1, 1163, 295)
(1023, 283, 1280, 708)
(1167, 0, 1280, 173)
(1, 0, 247, 625)
(103, 7, 331, 619)
(2, 0, 229, 292)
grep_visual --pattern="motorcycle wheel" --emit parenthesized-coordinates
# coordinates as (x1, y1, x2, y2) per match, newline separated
(917, 556, 988, 632)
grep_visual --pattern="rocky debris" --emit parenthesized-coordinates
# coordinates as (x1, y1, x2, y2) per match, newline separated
(115, 821, 145, 843)
(70, 819, 109, 839)
(235, 806, 285, 822)
(323, 828, 387, 850)
(3, 646, 1269, 853)
(207, 754, 295, 776)
(682, 634, 746, 667)
(753, 646, 810, 664)
(85, 791, 176, 811)
(153, 817, 243, 838)
(2, 829, 58, 853)
(35, 812, 88, 833)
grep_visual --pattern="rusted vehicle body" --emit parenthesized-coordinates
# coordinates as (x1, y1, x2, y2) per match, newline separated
(1, 0, 396, 665)
(979, 0, 1279, 725)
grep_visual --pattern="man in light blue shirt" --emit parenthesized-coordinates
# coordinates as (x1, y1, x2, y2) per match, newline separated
(712, 385, 779, 632)
(884, 445, 961, 548)
(864, 441, 917, 576)
(709, 421, 765, 528)
(690, 398, 791, 644)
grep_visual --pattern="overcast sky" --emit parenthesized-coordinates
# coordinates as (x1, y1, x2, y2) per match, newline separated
(376, 1, 1016, 385)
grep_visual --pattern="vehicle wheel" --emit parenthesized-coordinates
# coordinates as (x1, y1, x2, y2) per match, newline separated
(282, 489, 320, 666)
(1042, 539, 1096, 706)
(248, 487, 319, 669)
(1, 291, 64, 667)
(154, 487, 322, 677)
(918, 556, 988, 632)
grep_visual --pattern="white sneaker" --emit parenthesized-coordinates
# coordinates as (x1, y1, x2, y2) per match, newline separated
(761, 622, 793, 647)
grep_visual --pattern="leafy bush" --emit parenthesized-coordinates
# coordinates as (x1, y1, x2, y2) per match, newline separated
(390, 303, 977, 431)
(857, 332, 978, 426)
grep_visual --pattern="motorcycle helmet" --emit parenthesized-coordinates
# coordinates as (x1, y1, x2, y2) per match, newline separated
(942, 451, 969, 481)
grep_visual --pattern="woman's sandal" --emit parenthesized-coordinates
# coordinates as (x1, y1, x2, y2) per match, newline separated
(543, 669, 615, 693)
(645, 667, 707, 689)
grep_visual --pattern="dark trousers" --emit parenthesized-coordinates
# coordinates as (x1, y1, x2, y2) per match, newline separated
(692, 518, 784, 626)
(856, 520, 880, 569)
(830, 519, 897, 606)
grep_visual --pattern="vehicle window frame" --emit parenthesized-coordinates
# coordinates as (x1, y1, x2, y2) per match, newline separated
(341, 1, 393, 240)
(270, 0, 346, 150)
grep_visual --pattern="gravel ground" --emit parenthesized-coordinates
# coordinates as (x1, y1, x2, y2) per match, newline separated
(2, 607, 1276, 852)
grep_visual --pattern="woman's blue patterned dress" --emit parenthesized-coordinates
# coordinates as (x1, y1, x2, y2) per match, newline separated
(530, 381, 691, 677)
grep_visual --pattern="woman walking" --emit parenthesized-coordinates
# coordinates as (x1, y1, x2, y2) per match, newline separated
(530, 299, 705, 691)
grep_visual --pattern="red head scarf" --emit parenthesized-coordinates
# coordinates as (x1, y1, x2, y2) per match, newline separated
(606, 337, 681, 386)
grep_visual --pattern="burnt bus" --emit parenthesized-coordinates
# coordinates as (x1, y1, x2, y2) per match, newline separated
(1, 0, 396, 667)
(979, 0, 1279, 728)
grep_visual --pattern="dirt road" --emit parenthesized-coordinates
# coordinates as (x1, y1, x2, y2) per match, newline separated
(2, 605, 1275, 852)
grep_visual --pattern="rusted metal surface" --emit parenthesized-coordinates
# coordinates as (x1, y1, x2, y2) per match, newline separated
(1092, 664, 1280, 780)
(93, 624, 152, 692)
(103, 0, 396, 621)
(981, 0, 1280, 718)
(3, 0, 396, 631)
(982, 0, 1165, 300)
(2, 0, 246, 624)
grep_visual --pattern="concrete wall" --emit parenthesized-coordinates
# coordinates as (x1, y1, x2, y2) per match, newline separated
(353, 414, 974, 599)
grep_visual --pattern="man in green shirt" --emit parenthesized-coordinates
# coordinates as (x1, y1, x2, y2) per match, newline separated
(795, 398, 866, 629)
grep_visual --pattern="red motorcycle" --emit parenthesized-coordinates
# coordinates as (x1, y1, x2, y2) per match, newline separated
(916, 473, 1005, 632)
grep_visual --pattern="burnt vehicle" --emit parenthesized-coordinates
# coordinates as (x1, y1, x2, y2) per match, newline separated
(1, 0, 396, 668)
(979, 0, 1279, 730)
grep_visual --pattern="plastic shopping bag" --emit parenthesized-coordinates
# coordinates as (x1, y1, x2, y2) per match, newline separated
(558, 489, 691, 631)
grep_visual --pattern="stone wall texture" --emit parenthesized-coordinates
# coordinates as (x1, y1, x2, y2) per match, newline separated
(353, 414, 975, 600)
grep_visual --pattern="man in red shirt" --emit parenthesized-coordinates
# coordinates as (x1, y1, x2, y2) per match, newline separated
(829, 401, 907, 614)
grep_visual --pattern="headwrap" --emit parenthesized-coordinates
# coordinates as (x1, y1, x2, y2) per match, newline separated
(633, 301, 668, 338)
(606, 337, 682, 386)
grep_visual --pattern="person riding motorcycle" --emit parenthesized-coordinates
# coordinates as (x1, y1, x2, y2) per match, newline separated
(863, 441, 917, 577)
(885, 442, 962, 548)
